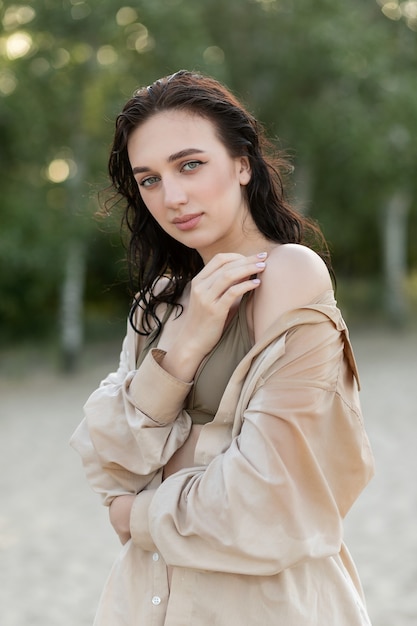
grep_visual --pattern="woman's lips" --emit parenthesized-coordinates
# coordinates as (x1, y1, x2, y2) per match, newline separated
(172, 213, 203, 231)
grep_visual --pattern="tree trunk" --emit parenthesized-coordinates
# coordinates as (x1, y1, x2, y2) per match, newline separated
(59, 130, 88, 372)
(293, 161, 313, 215)
(60, 239, 86, 372)
(383, 189, 410, 327)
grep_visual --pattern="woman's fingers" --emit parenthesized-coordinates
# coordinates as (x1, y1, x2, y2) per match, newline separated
(159, 251, 268, 380)
(192, 252, 267, 303)
(184, 253, 266, 343)
(109, 495, 135, 545)
(193, 251, 248, 279)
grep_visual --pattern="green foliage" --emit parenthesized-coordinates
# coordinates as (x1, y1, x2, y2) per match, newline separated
(1, 0, 416, 341)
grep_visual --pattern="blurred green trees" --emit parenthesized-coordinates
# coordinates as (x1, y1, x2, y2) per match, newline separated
(1, 0, 416, 360)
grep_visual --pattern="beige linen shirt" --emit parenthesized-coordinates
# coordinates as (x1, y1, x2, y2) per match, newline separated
(70, 290, 374, 625)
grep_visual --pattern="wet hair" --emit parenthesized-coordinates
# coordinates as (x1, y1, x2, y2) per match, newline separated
(107, 69, 331, 335)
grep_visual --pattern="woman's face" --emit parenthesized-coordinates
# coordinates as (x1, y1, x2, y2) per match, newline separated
(127, 109, 252, 262)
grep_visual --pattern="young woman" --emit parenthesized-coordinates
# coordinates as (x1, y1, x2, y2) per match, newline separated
(71, 70, 374, 625)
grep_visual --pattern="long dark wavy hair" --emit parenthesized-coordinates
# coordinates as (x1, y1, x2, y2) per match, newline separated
(107, 70, 331, 335)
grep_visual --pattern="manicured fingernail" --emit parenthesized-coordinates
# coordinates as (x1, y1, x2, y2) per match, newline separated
(252, 278, 261, 284)
(257, 252, 267, 258)
(256, 261, 266, 268)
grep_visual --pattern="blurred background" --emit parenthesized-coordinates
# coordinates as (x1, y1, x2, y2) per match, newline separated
(1, 0, 416, 368)
(0, 1, 416, 625)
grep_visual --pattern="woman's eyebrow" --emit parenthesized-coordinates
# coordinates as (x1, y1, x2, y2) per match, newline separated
(167, 148, 205, 163)
(132, 148, 205, 174)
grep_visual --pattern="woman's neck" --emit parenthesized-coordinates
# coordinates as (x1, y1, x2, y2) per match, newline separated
(198, 227, 277, 265)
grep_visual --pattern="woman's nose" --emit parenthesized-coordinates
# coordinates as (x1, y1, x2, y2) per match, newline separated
(163, 177, 188, 208)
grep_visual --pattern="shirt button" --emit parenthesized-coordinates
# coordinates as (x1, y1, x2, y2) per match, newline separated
(152, 552, 160, 562)
(152, 596, 161, 606)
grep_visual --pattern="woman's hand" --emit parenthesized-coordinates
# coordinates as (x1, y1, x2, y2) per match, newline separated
(109, 494, 136, 544)
(161, 251, 267, 381)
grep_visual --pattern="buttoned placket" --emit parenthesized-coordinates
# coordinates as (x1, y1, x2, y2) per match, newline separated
(149, 550, 168, 622)
(151, 552, 161, 605)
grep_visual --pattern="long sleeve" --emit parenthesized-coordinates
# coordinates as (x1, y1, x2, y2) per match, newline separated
(70, 317, 193, 505)
(130, 316, 374, 575)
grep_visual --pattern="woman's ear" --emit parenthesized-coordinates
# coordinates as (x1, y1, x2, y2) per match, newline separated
(238, 156, 251, 186)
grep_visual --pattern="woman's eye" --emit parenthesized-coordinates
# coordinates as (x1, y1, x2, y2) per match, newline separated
(139, 176, 159, 188)
(182, 160, 203, 172)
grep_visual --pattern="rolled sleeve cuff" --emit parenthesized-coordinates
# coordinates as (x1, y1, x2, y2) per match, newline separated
(130, 489, 157, 552)
(129, 349, 193, 425)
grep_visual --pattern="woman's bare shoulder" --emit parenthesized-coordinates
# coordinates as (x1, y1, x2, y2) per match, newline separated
(252, 244, 333, 340)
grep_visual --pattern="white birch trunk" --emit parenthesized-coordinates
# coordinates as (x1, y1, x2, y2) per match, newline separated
(383, 189, 410, 326)
(60, 239, 85, 371)
(294, 161, 313, 215)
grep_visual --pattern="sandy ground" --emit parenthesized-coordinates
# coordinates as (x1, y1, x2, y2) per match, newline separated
(0, 327, 416, 626)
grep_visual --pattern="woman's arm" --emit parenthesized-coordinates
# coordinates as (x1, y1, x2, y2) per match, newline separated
(126, 249, 373, 573)
(109, 424, 203, 543)
(72, 253, 265, 521)
(70, 315, 193, 506)
(129, 317, 373, 575)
